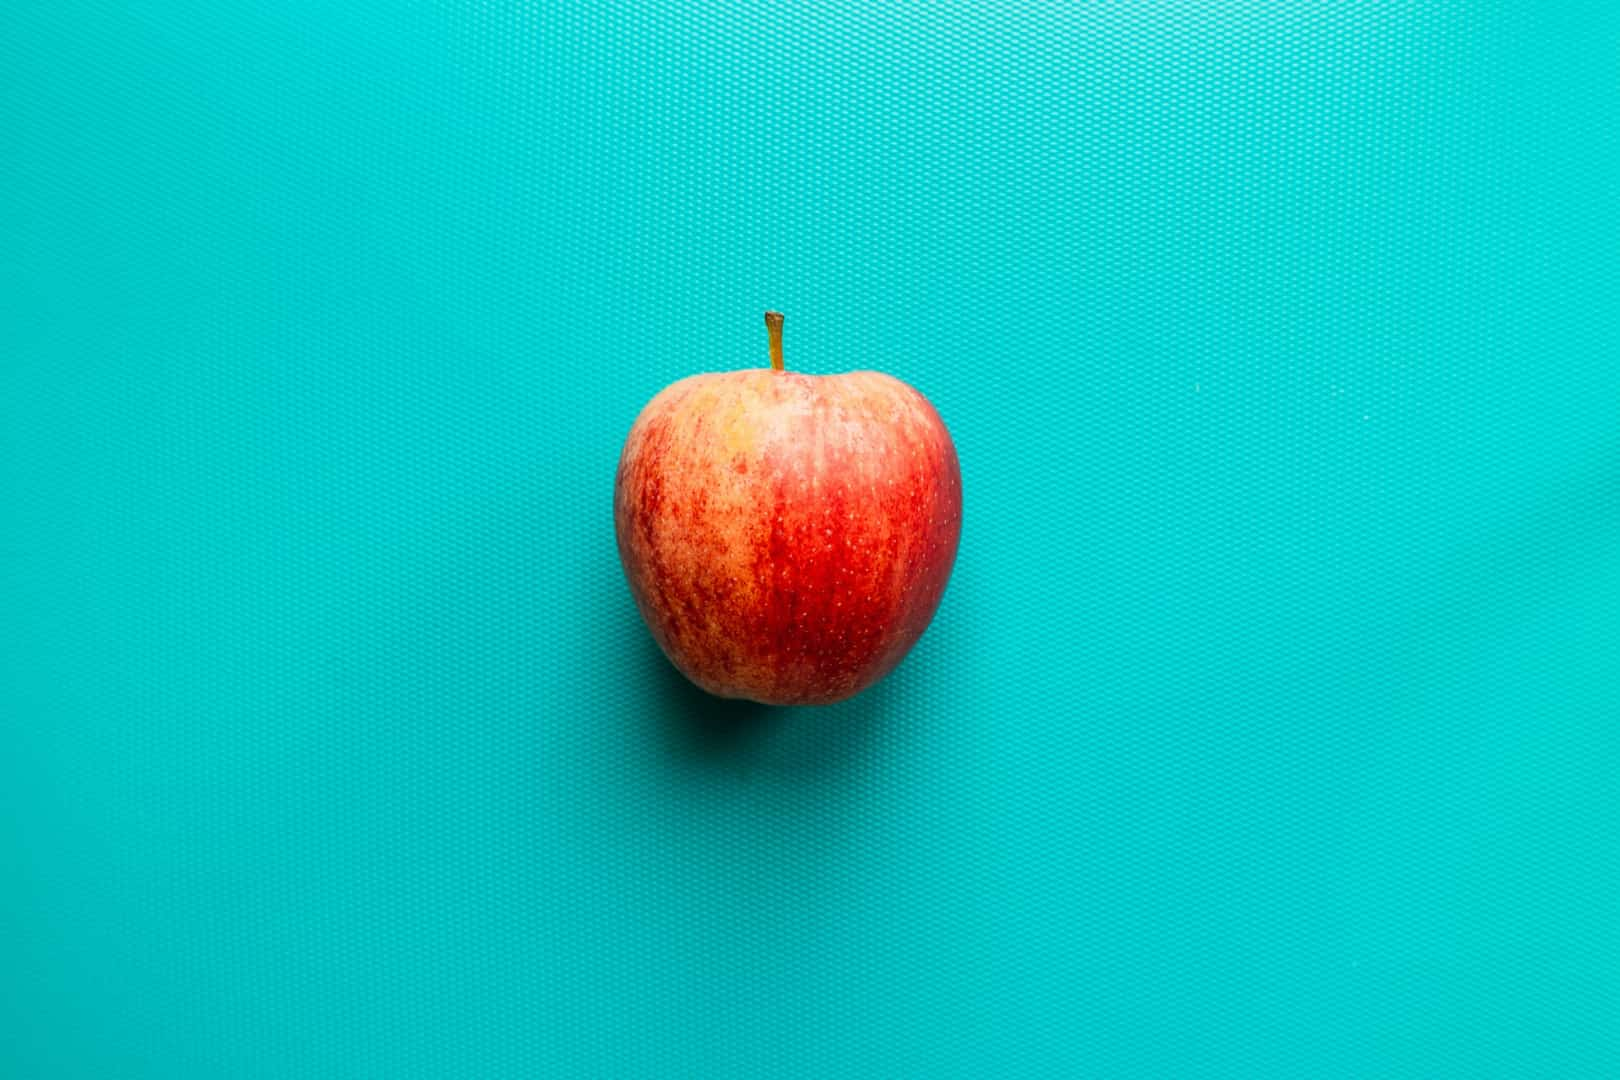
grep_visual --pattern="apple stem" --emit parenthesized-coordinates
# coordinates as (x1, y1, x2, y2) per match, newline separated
(764, 311, 785, 372)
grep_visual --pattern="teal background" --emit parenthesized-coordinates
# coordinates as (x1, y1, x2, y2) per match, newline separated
(4, 1, 1619, 1075)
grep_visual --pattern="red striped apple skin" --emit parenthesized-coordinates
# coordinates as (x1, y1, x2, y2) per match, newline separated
(614, 367, 961, 706)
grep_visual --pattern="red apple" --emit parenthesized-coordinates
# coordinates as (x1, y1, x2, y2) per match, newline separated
(614, 312, 962, 705)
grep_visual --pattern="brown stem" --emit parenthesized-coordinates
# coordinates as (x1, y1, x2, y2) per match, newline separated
(764, 310, 785, 372)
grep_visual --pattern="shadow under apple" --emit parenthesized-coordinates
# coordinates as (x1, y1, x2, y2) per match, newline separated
(645, 634, 779, 756)
(637, 627, 899, 779)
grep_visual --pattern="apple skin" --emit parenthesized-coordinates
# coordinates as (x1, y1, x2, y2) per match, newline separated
(615, 368, 961, 705)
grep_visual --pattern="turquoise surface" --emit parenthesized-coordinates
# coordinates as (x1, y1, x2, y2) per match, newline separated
(4, 2, 1619, 1075)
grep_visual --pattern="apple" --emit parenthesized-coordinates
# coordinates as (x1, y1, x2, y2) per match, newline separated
(614, 312, 961, 706)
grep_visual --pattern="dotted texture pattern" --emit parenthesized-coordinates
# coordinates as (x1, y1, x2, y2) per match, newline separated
(2, 1, 1618, 1076)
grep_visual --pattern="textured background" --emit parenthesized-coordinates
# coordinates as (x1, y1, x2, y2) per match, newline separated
(4, 1, 1619, 1076)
